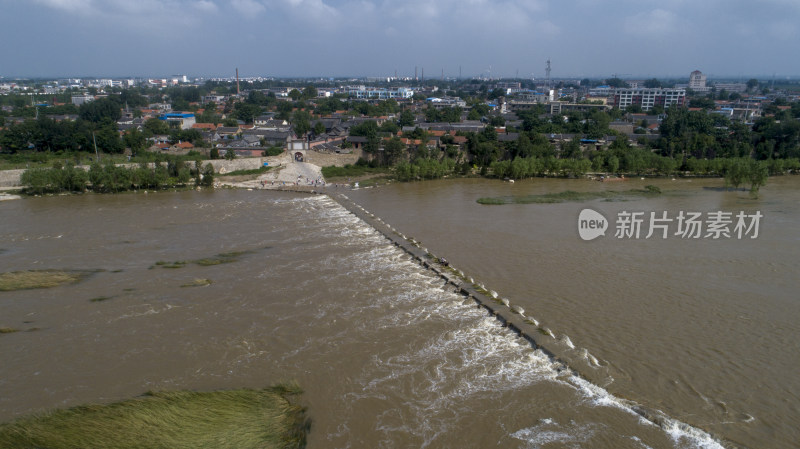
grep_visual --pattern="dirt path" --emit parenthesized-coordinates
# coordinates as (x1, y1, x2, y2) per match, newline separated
(217, 154, 326, 190)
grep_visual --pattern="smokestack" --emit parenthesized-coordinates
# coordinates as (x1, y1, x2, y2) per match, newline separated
(415, 66, 418, 81)
(236, 68, 240, 96)
(421, 67, 424, 82)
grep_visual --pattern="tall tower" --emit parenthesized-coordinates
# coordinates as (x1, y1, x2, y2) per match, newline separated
(545, 59, 551, 90)
(236, 68, 240, 96)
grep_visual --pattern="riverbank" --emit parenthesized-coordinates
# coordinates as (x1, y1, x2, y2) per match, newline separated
(0, 385, 309, 449)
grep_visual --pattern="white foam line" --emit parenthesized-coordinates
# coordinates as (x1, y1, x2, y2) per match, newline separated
(568, 376, 725, 449)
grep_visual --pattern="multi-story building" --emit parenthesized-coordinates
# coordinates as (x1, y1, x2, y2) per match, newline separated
(426, 96, 467, 109)
(345, 86, 414, 100)
(713, 83, 747, 93)
(159, 113, 196, 130)
(613, 88, 686, 111)
(71, 94, 95, 106)
(689, 70, 707, 90)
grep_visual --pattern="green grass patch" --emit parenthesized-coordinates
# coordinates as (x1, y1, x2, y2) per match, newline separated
(321, 164, 389, 179)
(155, 261, 187, 269)
(217, 166, 273, 177)
(0, 270, 91, 291)
(0, 328, 20, 334)
(155, 249, 261, 269)
(477, 187, 662, 205)
(193, 250, 254, 266)
(0, 384, 310, 449)
(181, 278, 212, 288)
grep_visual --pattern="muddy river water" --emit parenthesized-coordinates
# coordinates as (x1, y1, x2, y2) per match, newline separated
(1, 176, 798, 448)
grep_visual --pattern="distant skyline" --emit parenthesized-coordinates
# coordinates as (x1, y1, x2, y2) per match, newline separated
(1, 0, 799, 80)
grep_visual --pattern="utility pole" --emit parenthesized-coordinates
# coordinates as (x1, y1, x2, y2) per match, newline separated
(92, 132, 99, 161)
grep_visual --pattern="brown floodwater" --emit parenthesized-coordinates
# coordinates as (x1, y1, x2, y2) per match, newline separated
(0, 179, 796, 448)
(347, 175, 800, 449)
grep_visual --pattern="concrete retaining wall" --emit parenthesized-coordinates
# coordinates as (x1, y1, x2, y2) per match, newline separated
(303, 151, 360, 167)
(0, 169, 25, 188)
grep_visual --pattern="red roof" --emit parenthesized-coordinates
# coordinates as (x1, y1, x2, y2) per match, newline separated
(192, 123, 217, 130)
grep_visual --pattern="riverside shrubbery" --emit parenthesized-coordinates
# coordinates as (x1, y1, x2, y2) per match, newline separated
(20, 157, 215, 194)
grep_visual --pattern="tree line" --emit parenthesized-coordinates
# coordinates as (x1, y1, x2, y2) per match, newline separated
(20, 157, 214, 195)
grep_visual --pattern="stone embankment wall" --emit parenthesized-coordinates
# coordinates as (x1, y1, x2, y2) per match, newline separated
(303, 151, 360, 167)
(0, 169, 25, 188)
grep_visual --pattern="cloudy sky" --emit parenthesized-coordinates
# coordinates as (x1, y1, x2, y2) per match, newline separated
(1, 0, 798, 79)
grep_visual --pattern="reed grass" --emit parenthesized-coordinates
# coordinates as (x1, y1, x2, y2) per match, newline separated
(0, 385, 309, 449)
(0, 270, 86, 291)
(194, 250, 253, 266)
(180, 278, 212, 288)
(477, 187, 662, 205)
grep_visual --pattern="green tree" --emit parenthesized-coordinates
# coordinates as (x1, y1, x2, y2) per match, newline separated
(123, 128, 147, 154)
(302, 86, 318, 100)
(79, 97, 122, 123)
(397, 110, 414, 128)
(383, 136, 406, 165)
(606, 77, 627, 88)
(200, 163, 215, 187)
(292, 110, 311, 137)
(288, 89, 302, 101)
(644, 78, 662, 88)
(143, 118, 170, 136)
(233, 103, 261, 124)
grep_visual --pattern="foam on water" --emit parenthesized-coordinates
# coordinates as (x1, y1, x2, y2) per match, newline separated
(300, 196, 727, 449)
(511, 419, 596, 448)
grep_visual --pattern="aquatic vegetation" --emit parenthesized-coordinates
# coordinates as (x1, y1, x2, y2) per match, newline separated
(181, 278, 213, 288)
(155, 261, 187, 269)
(156, 249, 259, 269)
(90, 296, 114, 302)
(194, 250, 254, 266)
(0, 384, 310, 449)
(0, 328, 20, 334)
(477, 188, 662, 205)
(0, 270, 92, 291)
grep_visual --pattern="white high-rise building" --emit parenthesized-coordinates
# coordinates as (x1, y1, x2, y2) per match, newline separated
(689, 70, 707, 90)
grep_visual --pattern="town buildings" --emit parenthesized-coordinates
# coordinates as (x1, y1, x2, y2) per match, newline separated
(613, 88, 686, 111)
